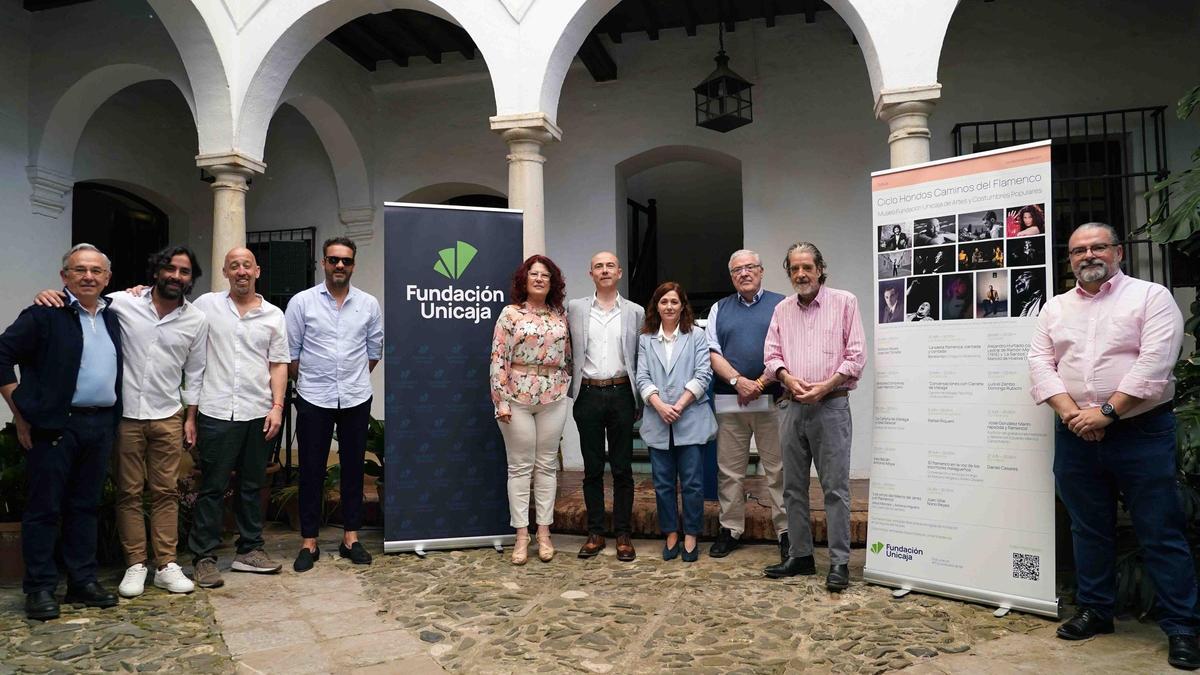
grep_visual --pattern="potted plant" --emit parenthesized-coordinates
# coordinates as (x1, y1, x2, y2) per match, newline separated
(365, 416, 385, 510)
(0, 423, 26, 584)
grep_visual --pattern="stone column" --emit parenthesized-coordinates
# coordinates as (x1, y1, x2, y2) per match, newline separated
(489, 113, 562, 257)
(875, 85, 942, 168)
(196, 152, 266, 291)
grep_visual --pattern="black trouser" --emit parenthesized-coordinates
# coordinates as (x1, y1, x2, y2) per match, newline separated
(22, 409, 115, 594)
(572, 384, 636, 535)
(296, 396, 371, 538)
(188, 414, 273, 560)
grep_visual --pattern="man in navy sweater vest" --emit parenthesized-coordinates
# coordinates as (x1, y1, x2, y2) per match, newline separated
(705, 249, 789, 561)
(0, 244, 123, 620)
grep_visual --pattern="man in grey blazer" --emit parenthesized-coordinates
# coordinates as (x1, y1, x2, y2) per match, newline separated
(567, 251, 644, 562)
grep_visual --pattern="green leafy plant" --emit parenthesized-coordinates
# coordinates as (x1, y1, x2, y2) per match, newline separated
(271, 416, 384, 527)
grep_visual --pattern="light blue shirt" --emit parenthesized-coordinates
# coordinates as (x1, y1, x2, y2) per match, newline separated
(285, 282, 383, 409)
(67, 290, 118, 407)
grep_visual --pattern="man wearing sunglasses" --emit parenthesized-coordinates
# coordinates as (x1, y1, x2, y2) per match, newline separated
(285, 237, 383, 572)
(1028, 222, 1198, 669)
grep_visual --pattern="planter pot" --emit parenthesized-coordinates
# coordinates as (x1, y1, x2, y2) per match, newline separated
(0, 521, 23, 585)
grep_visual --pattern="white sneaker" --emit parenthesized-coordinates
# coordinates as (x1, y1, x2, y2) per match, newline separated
(152, 562, 196, 594)
(118, 563, 148, 598)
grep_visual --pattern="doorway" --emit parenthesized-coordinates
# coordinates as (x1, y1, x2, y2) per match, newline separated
(71, 182, 169, 292)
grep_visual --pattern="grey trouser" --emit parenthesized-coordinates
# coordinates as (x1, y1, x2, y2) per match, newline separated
(779, 396, 852, 565)
(716, 409, 787, 538)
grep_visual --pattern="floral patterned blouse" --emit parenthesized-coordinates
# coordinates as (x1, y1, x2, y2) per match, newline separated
(489, 303, 572, 415)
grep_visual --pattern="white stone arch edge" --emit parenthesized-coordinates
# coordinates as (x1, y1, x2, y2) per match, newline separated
(395, 182, 507, 204)
(28, 64, 197, 218)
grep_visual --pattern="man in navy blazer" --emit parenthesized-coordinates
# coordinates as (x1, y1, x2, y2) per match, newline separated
(0, 244, 123, 620)
(567, 252, 644, 561)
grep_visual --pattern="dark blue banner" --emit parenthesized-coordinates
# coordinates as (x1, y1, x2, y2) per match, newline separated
(383, 203, 523, 551)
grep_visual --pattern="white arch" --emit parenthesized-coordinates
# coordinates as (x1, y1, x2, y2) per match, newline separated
(616, 144, 742, 180)
(397, 182, 506, 204)
(278, 93, 373, 216)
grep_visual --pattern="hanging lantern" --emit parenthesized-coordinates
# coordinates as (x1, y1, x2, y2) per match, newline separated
(693, 25, 753, 133)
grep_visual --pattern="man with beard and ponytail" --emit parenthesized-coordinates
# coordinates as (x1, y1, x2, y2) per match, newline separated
(1028, 223, 1199, 670)
(34, 245, 209, 598)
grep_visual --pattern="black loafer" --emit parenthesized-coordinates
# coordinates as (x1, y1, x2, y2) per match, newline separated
(1055, 608, 1114, 640)
(63, 581, 118, 608)
(25, 590, 59, 621)
(778, 532, 791, 563)
(763, 555, 816, 578)
(1169, 634, 1200, 670)
(681, 542, 700, 563)
(339, 541, 372, 565)
(293, 546, 320, 573)
(708, 528, 741, 558)
(826, 563, 850, 591)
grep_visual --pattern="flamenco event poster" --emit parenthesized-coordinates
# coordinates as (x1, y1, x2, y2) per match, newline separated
(865, 141, 1058, 618)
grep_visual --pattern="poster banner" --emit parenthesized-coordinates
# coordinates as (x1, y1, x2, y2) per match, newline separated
(864, 141, 1059, 617)
(383, 202, 523, 553)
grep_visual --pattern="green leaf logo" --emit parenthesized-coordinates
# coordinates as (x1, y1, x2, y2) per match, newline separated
(433, 241, 478, 279)
(870, 542, 884, 555)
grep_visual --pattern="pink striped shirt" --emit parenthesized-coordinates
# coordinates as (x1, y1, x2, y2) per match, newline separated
(1028, 271, 1182, 417)
(763, 285, 866, 389)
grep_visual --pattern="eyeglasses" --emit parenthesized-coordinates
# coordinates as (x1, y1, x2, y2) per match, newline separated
(325, 256, 356, 267)
(527, 271, 552, 279)
(66, 266, 107, 277)
(729, 264, 762, 275)
(1067, 243, 1116, 258)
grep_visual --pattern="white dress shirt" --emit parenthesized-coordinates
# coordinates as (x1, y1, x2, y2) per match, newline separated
(581, 294, 626, 380)
(106, 289, 208, 420)
(192, 291, 290, 421)
(640, 325, 707, 402)
(285, 282, 383, 409)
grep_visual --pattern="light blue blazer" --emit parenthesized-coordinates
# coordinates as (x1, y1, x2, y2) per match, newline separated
(635, 328, 717, 449)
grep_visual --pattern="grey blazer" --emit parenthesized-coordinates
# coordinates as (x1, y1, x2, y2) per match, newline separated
(635, 328, 717, 449)
(566, 295, 644, 401)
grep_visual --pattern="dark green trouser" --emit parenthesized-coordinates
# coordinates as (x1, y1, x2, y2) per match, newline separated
(188, 414, 273, 560)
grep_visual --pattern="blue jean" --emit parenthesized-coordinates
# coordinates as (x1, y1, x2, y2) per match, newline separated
(1053, 407, 1199, 637)
(649, 442, 704, 535)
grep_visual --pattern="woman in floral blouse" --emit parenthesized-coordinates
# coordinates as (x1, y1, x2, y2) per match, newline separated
(490, 255, 572, 565)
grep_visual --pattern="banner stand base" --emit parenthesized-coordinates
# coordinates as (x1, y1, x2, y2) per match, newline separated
(865, 568, 1060, 619)
(385, 534, 517, 554)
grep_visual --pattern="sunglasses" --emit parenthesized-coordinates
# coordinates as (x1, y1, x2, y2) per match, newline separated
(325, 256, 356, 267)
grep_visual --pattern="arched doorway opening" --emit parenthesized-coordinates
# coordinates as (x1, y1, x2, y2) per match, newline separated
(71, 182, 169, 292)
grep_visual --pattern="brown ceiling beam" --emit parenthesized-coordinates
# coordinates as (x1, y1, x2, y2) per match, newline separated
(436, 23, 476, 60)
(638, 0, 660, 41)
(578, 34, 617, 82)
(326, 30, 379, 71)
(344, 20, 409, 67)
(682, 0, 698, 36)
(763, 0, 776, 28)
(23, 0, 94, 10)
(384, 13, 443, 65)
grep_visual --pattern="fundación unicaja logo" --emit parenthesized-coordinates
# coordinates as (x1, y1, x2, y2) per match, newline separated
(870, 541, 884, 555)
(433, 240, 478, 279)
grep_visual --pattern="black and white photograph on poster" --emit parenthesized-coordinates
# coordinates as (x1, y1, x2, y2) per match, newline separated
(877, 223, 913, 252)
(957, 209, 1005, 242)
(905, 276, 939, 322)
(1006, 203, 1046, 237)
(914, 245, 956, 275)
(941, 273, 975, 320)
(878, 250, 912, 279)
(1006, 235, 1045, 267)
(975, 269, 1009, 318)
(958, 241, 1005, 271)
(913, 216, 958, 246)
(1011, 268, 1047, 318)
(878, 279, 905, 324)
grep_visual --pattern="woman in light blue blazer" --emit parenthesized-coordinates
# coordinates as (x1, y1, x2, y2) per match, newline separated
(636, 282, 717, 562)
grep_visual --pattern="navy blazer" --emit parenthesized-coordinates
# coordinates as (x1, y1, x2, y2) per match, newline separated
(0, 302, 123, 430)
(635, 327, 717, 448)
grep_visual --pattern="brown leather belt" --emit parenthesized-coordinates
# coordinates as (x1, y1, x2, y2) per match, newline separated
(511, 363, 560, 377)
(582, 375, 630, 388)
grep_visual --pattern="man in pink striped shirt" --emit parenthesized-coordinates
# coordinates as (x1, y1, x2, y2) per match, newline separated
(760, 242, 866, 591)
(1028, 222, 1198, 670)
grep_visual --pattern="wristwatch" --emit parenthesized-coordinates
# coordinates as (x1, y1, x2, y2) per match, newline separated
(729, 376, 739, 387)
(1100, 402, 1120, 421)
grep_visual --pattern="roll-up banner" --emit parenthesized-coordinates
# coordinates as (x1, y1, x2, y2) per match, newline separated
(383, 202, 523, 553)
(864, 141, 1059, 617)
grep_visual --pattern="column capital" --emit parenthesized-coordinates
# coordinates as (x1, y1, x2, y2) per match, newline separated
(195, 151, 267, 175)
(489, 112, 562, 142)
(26, 165, 75, 218)
(339, 206, 377, 246)
(873, 84, 942, 120)
(875, 85, 940, 168)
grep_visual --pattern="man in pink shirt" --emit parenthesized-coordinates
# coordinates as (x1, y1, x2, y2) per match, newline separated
(761, 242, 866, 591)
(1028, 222, 1198, 670)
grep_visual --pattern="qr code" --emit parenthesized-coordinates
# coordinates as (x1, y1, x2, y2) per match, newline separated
(1012, 552, 1040, 581)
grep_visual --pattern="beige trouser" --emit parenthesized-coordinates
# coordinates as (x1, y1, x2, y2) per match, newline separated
(114, 414, 185, 566)
(498, 398, 569, 528)
(716, 408, 787, 538)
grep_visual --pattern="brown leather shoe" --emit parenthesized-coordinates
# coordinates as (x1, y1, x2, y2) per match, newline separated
(615, 534, 636, 562)
(578, 534, 605, 558)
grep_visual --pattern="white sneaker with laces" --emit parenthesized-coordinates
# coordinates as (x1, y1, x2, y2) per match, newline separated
(118, 563, 147, 598)
(152, 562, 196, 594)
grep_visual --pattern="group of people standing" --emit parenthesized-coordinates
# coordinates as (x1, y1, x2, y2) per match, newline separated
(488, 243, 865, 592)
(1, 238, 381, 621)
